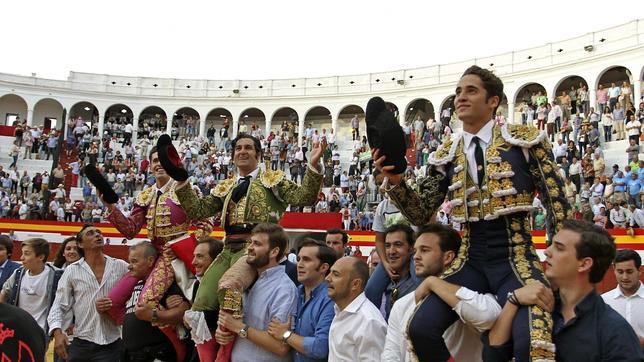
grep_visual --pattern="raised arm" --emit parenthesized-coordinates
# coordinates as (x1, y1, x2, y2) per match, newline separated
(106, 203, 148, 239)
(175, 183, 224, 220)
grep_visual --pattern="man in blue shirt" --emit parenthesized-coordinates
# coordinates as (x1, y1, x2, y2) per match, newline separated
(216, 223, 298, 362)
(267, 239, 337, 361)
(612, 171, 627, 204)
(486, 220, 643, 361)
(627, 173, 642, 207)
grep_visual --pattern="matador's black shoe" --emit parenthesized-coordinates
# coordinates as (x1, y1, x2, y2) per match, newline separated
(366, 96, 407, 174)
(84, 164, 119, 204)
(157, 134, 189, 182)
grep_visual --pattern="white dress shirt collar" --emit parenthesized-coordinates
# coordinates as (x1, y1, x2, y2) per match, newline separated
(612, 282, 644, 299)
(236, 167, 260, 183)
(463, 119, 495, 150)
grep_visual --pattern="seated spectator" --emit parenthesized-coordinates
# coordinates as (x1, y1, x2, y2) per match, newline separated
(487, 220, 643, 361)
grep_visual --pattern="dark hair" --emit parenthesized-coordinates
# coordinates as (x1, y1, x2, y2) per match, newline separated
(415, 223, 462, 254)
(349, 257, 370, 290)
(252, 223, 289, 260)
(75, 223, 97, 258)
(461, 65, 504, 117)
(21, 238, 50, 262)
(384, 223, 415, 247)
(0, 235, 13, 257)
(53, 236, 77, 268)
(326, 228, 348, 245)
(561, 220, 615, 283)
(149, 145, 158, 160)
(198, 237, 224, 261)
(614, 249, 641, 269)
(298, 238, 337, 275)
(231, 134, 262, 160)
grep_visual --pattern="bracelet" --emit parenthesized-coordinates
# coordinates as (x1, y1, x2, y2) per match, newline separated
(507, 291, 521, 306)
(151, 308, 159, 324)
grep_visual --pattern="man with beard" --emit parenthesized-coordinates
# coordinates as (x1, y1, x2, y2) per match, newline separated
(382, 224, 501, 361)
(215, 223, 298, 361)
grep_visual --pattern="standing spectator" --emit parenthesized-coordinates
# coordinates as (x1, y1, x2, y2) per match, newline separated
(216, 223, 298, 361)
(351, 115, 360, 141)
(625, 114, 642, 145)
(609, 82, 621, 111)
(267, 239, 337, 361)
(8, 141, 19, 169)
(0, 238, 64, 337)
(122, 242, 190, 361)
(601, 249, 644, 348)
(602, 107, 614, 142)
(627, 173, 642, 207)
(0, 236, 20, 287)
(48, 224, 129, 361)
(46, 132, 57, 160)
(596, 84, 608, 114)
(327, 257, 387, 360)
(487, 221, 642, 361)
(626, 138, 640, 163)
(613, 103, 626, 141)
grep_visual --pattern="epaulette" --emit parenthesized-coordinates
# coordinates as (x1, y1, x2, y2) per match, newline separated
(500, 124, 546, 148)
(135, 186, 154, 206)
(211, 177, 236, 197)
(260, 169, 285, 188)
(428, 133, 463, 166)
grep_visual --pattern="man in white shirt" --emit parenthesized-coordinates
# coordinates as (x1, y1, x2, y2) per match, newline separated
(553, 138, 567, 164)
(602, 249, 644, 347)
(610, 203, 628, 228)
(48, 224, 129, 361)
(327, 256, 387, 361)
(382, 224, 501, 362)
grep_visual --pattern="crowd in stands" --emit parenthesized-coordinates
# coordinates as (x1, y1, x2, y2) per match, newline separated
(2, 86, 644, 233)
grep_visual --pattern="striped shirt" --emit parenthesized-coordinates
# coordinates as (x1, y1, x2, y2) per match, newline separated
(48, 256, 128, 344)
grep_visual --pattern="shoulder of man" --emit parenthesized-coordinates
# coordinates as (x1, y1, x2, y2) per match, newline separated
(428, 133, 462, 166)
(501, 124, 547, 149)
(260, 169, 286, 188)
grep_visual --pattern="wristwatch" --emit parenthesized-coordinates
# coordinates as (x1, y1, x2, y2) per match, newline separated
(239, 325, 249, 339)
(282, 330, 293, 343)
(151, 308, 159, 324)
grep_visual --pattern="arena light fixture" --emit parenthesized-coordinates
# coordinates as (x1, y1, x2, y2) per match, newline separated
(584, 45, 594, 52)
(396, 79, 405, 85)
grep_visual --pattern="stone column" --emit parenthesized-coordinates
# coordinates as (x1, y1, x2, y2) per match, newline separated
(232, 115, 239, 139)
(26, 109, 34, 127)
(508, 102, 515, 124)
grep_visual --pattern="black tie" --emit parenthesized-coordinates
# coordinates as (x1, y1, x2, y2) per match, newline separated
(473, 137, 485, 187)
(231, 176, 251, 203)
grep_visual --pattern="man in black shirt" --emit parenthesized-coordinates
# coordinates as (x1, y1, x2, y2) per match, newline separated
(123, 242, 190, 362)
(486, 220, 643, 361)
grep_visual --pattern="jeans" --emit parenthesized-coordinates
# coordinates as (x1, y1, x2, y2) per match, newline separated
(604, 125, 613, 142)
(68, 338, 123, 362)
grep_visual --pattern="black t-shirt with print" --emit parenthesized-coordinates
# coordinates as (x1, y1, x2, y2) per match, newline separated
(0, 303, 46, 362)
(122, 280, 185, 352)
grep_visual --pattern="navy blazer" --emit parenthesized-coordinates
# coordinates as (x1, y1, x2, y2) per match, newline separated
(0, 260, 20, 288)
(280, 259, 300, 287)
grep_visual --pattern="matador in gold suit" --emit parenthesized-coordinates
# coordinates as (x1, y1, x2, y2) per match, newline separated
(383, 121, 572, 362)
